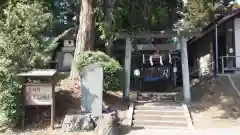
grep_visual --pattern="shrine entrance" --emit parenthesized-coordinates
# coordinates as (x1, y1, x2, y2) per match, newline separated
(130, 47, 176, 92)
(118, 30, 201, 103)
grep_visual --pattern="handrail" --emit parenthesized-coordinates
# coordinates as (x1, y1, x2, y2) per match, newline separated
(220, 55, 240, 74)
(220, 56, 240, 58)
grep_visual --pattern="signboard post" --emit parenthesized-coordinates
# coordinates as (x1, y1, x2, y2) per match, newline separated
(17, 69, 57, 130)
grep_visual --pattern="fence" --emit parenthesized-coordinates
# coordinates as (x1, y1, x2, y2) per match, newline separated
(220, 56, 240, 74)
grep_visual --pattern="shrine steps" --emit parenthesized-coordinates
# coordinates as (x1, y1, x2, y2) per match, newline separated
(131, 101, 194, 130)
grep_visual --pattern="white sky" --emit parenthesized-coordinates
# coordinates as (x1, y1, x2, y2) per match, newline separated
(183, 0, 240, 4)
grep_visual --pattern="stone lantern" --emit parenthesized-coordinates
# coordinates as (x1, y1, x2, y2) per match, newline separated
(55, 33, 76, 72)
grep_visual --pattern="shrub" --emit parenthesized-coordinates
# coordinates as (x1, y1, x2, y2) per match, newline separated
(0, 58, 22, 126)
(0, 1, 68, 127)
(75, 51, 123, 91)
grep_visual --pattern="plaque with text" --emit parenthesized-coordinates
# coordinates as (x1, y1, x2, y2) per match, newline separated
(24, 84, 52, 105)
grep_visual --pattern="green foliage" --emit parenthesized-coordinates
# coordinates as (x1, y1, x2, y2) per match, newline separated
(95, 0, 183, 41)
(184, 0, 216, 28)
(75, 51, 123, 91)
(0, 0, 67, 126)
(44, 0, 78, 35)
(184, 0, 234, 28)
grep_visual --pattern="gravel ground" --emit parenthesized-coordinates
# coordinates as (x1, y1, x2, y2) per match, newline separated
(2, 128, 95, 135)
(126, 127, 240, 135)
(7, 74, 240, 134)
(188, 77, 240, 129)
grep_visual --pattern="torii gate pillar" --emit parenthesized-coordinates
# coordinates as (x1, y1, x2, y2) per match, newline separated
(123, 37, 132, 100)
(180, 36, 191, 103)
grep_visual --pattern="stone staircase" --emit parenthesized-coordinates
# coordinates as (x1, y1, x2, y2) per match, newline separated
(131, 101, 194, 130)
(137, 92, 179, 101)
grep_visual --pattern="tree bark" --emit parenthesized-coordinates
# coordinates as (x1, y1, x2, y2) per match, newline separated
(104, 0, 115, 56)
(70, 0, 96, 79)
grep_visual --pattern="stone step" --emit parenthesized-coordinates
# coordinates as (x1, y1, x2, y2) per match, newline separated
(131, 102, 192, 131)
(133, 115, 187, 121)
(133, 120, 188, 128)
(135, 105, 183, 110)
(134, 109, 185, 116)
(137, 98, 176, 101)
(135, 101, 181, 104)
(131, 125, 189, 130)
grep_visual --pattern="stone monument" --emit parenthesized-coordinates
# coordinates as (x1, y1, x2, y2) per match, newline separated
(80, 63, 103, 117)
(62, 63, 103, 132)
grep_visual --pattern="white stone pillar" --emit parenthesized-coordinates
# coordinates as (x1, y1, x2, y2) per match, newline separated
(180, 36, 191, 103)
(123, 37, 132, 100)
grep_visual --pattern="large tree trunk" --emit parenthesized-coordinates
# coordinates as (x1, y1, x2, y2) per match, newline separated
(70, 0, 95, 79)
(104, 0, 115, 56)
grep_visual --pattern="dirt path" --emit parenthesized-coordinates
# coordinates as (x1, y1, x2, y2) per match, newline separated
(188, 77, 240, 129)
(2, 128, 95, 135)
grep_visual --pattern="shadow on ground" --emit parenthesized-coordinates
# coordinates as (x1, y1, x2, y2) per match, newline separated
(186, 76, 240, 120)
(103, 91, 129, 111)
(7, 73, 130, 134)
(12, 89, 81, 132)
(11, 91, 129, 133)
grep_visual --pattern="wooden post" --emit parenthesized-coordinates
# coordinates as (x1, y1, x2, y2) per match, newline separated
(221, 57, 225, 74)
(21, 81, 26, 130)
(173, 59, 177, 87)
(123, 37, 132, 100)
(215, 25, 219, 74)
(51, 76, 55, 130)
(180, 36, 191, 103)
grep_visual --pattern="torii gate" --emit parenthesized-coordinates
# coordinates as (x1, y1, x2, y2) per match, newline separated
(119, 30, 201, 103)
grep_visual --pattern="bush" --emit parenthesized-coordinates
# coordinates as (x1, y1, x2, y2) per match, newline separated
(0, 58, 22, 127)
(0, 1, 68, 127)
(75, 51, 123, 91)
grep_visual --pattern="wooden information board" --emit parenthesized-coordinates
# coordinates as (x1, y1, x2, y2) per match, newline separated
(17, 69, 56, 130)
(24, 84, 52, 105)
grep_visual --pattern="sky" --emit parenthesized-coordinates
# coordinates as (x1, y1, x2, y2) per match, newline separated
(182, 0, 240, 6)
(183, 0, 240, 4)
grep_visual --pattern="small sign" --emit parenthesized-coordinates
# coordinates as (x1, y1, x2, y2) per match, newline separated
(229, 48, 233, 54)
(173, 67, 177, 73)
(25, 84, 52, 105)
